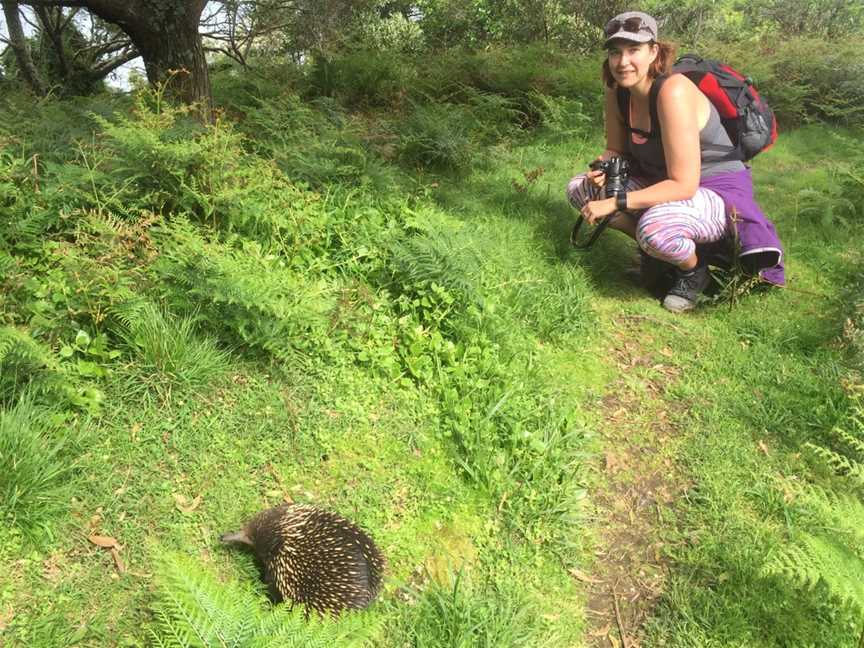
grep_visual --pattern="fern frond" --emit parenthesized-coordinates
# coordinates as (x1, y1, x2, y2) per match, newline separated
(150, 553, 379, 648)
(764, 403, 864, 616)
(389, 231, 483, 306)
(152, 219, 333, 361)
(0, 248, 16, 275)
(0, 326, 54, 371)
(764, 532, 864, 613)
(109, 297, 152, 333)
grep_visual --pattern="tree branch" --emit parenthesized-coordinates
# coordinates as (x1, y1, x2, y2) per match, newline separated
(16, 0, 89, 7)
(87, 47, 138, 79)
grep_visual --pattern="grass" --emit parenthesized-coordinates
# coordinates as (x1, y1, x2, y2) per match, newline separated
(112, 302, 231, 404)
(0, 74, 862, 648)
(0, 396, 76, 541)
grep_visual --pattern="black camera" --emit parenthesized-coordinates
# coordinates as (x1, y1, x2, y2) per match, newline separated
(571, 156, 631, 250)
(589, 156, 631, 199)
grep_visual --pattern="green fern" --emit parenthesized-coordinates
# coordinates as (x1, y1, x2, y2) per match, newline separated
(152, 218, 334, 362)
(389, 230, 483, 308)
(0, 326, 57, 403)
(761, 403, 864, 630)
(149, 553, 378, 648)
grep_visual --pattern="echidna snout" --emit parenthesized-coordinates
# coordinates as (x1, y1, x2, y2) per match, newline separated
(220, 529, 252, 546)
(221, 503, 385, 616)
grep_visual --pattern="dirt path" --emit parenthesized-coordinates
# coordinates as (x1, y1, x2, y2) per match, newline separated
(582, 315, 693, 648)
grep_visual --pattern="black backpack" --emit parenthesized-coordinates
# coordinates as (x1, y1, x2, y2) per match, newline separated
(617, 54, 778, 162)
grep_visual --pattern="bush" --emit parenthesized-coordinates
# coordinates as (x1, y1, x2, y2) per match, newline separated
(698, 37, 864, 127)
(396, 102, 481, 171)
(307, 50, 414, 108)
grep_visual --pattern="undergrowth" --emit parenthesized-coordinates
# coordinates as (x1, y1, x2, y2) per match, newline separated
(1, 39, 863, 648)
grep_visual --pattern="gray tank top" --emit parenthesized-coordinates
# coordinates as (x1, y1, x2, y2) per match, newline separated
(618, 75, 746, 180)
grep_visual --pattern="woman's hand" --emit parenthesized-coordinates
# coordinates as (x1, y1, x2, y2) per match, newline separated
(587, 168, 606, 189)
(580, 197, 617, 225)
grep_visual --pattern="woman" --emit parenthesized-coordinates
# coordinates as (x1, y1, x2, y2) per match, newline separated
(567, 11, 784, 312)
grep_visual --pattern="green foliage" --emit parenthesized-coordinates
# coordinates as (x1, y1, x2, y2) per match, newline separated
(409, 46, 603, 124)
(309, 50, 413, 109)
(350, 11, 426, 53)
(113, 301, 229, 402)
(149, 553, 377, 647)
(741, 0, 864, 39)
(415, 0, 607, 50)
(0, 326, 105, 414)
(795, 186, 857, 232)
(0, 395, 74, 540)
(699, 37, 864, 127)
(389, 229, 484, 313)
(0, 326, 55, 404)
(400, 569, 558, 647)
(760, 403, 864, 628)
(526, 92, 592, 136)
(844, 279, 864, 376)
(153, 218, 334, 362)
(396, 101, 481, 171)
(230, 91, 393, 189)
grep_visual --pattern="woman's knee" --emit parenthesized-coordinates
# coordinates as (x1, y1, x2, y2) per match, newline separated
(566, 174, 592, 209)
(637, 219, 694, 264)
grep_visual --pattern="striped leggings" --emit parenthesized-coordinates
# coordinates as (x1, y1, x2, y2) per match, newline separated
(566, 173, 728, 265)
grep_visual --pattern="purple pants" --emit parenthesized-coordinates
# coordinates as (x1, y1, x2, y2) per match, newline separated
(566, 173, 728, 265)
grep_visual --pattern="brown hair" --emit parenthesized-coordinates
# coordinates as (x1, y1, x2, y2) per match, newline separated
(601, 40, 677, 88)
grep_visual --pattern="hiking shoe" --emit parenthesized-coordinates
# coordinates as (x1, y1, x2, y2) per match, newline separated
(662, 265, 711, 313)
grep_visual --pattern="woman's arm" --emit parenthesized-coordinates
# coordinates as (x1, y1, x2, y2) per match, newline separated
(585, 88, 629, 188)
(623, 75, 703, 209)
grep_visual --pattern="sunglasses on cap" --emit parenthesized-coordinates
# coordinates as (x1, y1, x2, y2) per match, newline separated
(604, 17, 654, 38)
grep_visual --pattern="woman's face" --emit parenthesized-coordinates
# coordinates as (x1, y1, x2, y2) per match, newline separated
(607, 40, 658, 88)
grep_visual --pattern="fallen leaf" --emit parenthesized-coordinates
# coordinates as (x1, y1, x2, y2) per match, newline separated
(88, 534, 118, 549)
(110, 547, 126, 574)
(569, 568, 602, 584)
(173, 493, 202, 514)
(758, 440, 770, 456)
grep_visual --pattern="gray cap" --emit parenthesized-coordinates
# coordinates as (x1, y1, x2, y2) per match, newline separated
(603, 11, 658, 46)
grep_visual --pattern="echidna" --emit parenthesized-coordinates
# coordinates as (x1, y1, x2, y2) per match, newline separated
(220, 503, 384, 616)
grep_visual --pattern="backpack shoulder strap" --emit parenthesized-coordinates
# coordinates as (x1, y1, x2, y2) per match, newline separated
(616, 85, 630, 129)
(647, 74, 668, 139)
(616, 75, 669, 138)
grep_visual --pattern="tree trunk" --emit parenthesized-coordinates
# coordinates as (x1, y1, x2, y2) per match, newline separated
(19, 0, 213, 119)
(2, 0, 48, 95)
(87, 0, 212, 120)
(132, 13, 213, 120)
